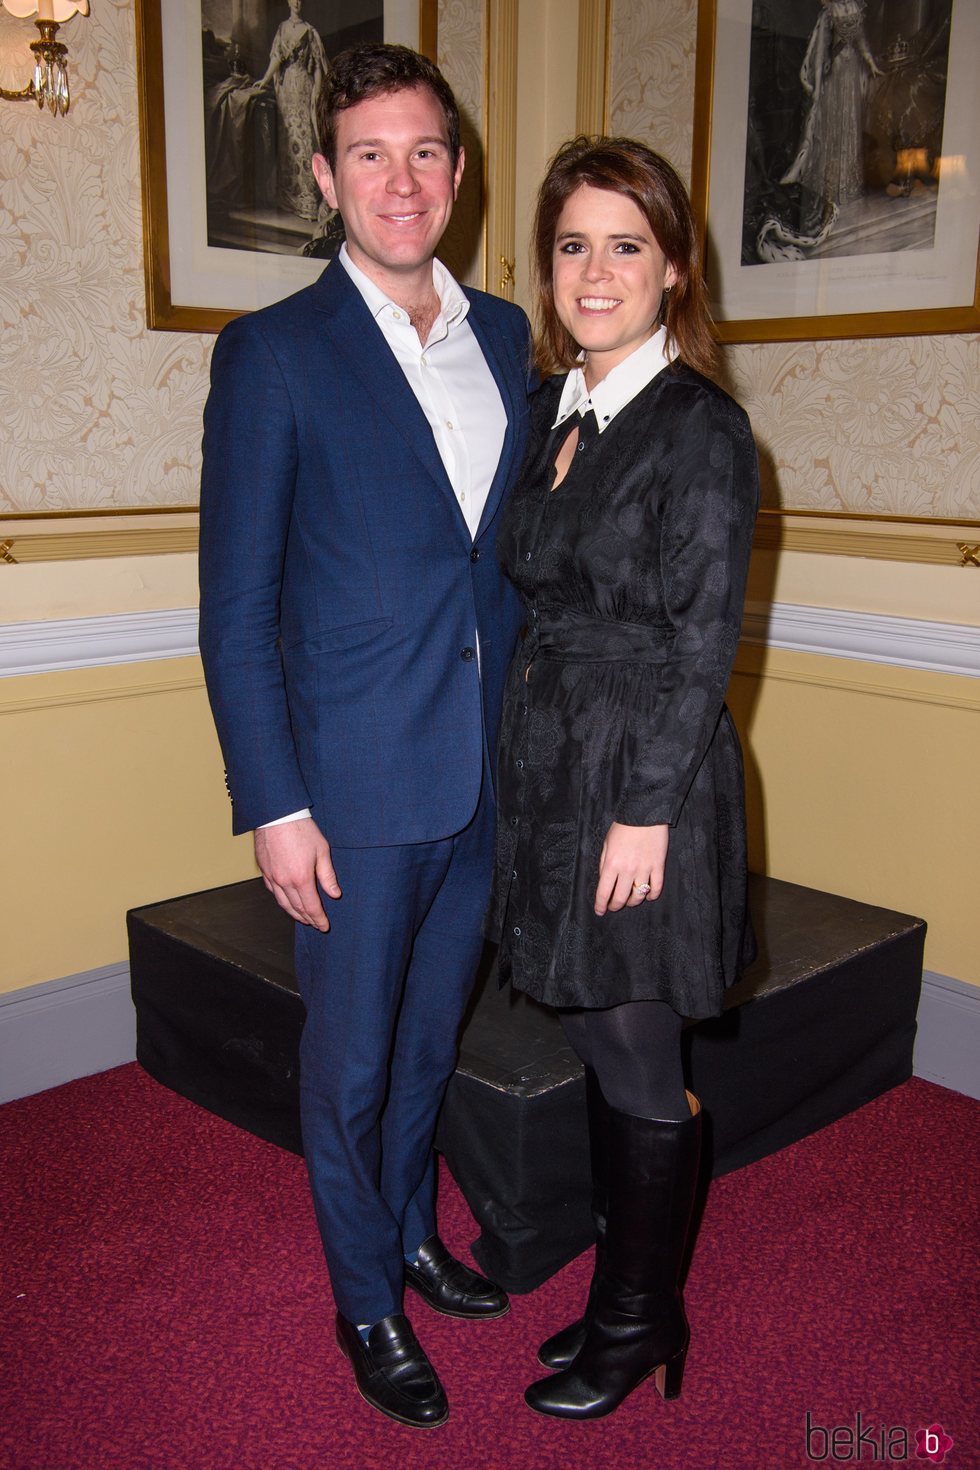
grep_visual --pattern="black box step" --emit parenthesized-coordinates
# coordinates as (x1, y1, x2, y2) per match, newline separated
(128, 875, 924, 1292)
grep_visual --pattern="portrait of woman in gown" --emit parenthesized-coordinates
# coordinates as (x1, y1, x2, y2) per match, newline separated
(781, 0, 882, 232)
(488, 136, 759, 1419)
(249, 0, 330, 221)
(203, 0, 335, 251)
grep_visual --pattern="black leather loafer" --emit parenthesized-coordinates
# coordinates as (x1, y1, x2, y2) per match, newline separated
(404, 1235, 509, 1319)
(335, 1312, 449, 1428)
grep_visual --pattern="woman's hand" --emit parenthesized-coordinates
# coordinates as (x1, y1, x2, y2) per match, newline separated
(594, 821, 669, 916)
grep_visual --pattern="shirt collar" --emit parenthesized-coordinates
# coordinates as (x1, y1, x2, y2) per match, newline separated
(552, 326, 675, 433)
(338, 244, 470, 334)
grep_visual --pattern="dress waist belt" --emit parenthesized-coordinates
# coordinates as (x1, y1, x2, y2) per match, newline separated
(531, 608, 672, 663)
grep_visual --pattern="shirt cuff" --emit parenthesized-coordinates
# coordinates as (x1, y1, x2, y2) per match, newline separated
(258, 808, 311, 828)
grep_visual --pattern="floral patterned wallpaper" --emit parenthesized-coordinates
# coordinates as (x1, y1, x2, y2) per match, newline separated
(0, 0, 485, 515)
(609, 0, 979, 518)
(0, 1, 212, 512)
(1, 0, 975, 517)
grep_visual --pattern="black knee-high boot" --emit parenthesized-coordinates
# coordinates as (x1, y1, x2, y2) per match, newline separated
(525, 1093, 701, 1420)
(537, 1068, 610, 1369)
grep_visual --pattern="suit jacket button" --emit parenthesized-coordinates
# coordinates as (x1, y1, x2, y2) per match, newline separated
(470, 547, 480, 562)
(460, 647, 475, 661)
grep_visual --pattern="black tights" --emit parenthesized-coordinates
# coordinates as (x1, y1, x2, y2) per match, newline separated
(560, 999, 688, 1122)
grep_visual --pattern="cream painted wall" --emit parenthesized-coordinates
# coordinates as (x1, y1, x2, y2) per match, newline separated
(0, 660, 258, 995)
(4, 553, 201, 624)
(5, 542, 979, 632)
(3, 640, 975, 997)
(728, 651, 978, 986)
(745, 549, 980, 628)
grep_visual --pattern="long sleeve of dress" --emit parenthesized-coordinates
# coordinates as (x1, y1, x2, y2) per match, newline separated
(614, 389, 759, 828)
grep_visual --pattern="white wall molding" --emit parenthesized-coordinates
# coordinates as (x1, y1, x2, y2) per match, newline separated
(913, 971, 980, 1101)
(0, 965, 136, 1105)
(2, 602, 979, 681)
(741, 603, 980, 679)
(1, 963, 975, 1107)
(0, 608, 199, 677)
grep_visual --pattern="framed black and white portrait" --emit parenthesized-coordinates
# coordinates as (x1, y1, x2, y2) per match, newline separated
(691, 0, 980, 341)
(136, 1, 438, 332)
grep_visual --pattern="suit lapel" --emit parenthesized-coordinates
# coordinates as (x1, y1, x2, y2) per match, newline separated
(311, 262, 460, 518)
(465, 292, 523, 540)
(311, 263, 525, 544)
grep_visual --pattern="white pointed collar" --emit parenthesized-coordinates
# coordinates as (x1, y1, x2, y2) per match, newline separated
(552, 326, 675, 433)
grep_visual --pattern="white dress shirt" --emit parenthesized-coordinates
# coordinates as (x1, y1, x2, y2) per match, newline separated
(262, 245, 507, 829)
(552, 325, 675, 434)
(339, 245, 507, 538)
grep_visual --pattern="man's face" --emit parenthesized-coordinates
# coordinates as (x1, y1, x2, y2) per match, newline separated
(313, 85, 464, 287)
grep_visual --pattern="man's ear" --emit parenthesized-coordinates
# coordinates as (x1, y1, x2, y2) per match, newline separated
(452, 145, 465, 199)
(312, 153, 338, 209)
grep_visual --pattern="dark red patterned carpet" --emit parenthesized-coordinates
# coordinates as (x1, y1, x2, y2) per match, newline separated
(2, 1066, 976, 1470)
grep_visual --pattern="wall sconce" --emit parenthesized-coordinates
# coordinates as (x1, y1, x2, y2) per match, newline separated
(0, 1, 89, 117)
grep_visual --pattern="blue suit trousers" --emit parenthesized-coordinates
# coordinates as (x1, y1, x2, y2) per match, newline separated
(293, 771, 494, 1324)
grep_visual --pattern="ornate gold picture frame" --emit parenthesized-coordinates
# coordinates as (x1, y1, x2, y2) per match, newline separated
(690, 0, 980, 344)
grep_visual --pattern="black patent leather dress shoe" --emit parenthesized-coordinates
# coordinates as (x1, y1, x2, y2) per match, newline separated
(335, 1312, 449, 1428)
(404, 1235, 510, 1319)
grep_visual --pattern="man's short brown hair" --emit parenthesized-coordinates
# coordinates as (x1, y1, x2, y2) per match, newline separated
(316, 43, 461, 170)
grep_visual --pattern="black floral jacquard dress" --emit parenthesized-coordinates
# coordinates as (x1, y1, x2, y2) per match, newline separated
(487, 361, 760, 1019)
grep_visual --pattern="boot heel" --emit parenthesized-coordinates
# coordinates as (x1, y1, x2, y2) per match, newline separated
(654, 1346, 686, 1401)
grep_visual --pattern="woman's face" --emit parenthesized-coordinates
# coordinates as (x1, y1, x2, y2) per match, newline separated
(552, 184, 677, 382)
(288, 0, 302, 15)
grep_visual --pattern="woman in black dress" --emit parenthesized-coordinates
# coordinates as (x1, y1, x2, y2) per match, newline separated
(489, 137, 759, 1419)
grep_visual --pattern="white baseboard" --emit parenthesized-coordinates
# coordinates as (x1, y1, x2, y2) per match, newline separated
(0, 964, 136, 1105)
(1, 960, 976, 1107)
(913, 971, 980, 1101)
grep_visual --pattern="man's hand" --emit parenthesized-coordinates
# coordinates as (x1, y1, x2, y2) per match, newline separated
(594, 821, 669, 916)
(254, 817, 342, 931)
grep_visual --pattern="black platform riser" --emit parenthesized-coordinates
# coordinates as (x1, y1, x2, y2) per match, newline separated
(127, 878, 925, 1294)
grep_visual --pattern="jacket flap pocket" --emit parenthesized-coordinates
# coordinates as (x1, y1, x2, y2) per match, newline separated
(300, 617, 393, 655)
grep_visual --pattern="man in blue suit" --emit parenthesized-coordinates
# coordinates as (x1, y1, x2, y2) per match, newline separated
(199, 45, 532, 1428)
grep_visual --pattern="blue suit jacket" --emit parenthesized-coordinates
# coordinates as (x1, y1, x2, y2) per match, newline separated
(199, 260, 533, 844)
